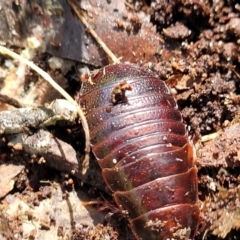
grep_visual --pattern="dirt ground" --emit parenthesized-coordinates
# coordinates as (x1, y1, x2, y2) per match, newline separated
(0, 0, 240, 239)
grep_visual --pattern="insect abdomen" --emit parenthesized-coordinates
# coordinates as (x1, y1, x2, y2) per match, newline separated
(80, 63, 200, 240)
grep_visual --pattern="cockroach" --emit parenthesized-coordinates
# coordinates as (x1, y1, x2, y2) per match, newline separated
(80, 63, 200, 240)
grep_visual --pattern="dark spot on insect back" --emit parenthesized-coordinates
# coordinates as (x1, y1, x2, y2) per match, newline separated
(105, 106, 112, 113)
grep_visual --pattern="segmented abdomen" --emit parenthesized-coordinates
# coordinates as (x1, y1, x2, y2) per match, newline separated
(80, 63, 200, 240)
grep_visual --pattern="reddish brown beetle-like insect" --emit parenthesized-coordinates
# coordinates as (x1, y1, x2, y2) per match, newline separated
(80, 63, 200, 240)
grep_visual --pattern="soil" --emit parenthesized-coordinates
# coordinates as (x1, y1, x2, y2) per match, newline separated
(0, 0, 240, 239)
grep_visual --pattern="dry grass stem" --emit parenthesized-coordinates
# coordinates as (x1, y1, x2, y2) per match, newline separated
(0, 46, 90, 174)
(68, 0, 120, 64)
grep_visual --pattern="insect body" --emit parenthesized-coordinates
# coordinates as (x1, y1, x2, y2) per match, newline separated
(80, 63, 200, 240)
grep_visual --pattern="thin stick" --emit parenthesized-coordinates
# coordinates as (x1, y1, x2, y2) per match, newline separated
(68, 0, 120, 64)
(200, 132, 221, 142)
(229, 64, 240, 79)
(0, 94, 23, 108)
(0, 46, 90, 174)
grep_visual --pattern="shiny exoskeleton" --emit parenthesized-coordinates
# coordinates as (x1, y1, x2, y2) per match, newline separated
(80, 63, 200, 240)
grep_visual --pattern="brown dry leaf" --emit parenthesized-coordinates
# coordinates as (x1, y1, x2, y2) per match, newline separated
(0, 0, 162, 66)
(0, 164, 24, 198)
(77, 0, 162, 64)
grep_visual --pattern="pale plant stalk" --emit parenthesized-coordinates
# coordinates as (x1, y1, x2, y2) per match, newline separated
(68, 0, 120, 64)
(0, 46, 90, 174)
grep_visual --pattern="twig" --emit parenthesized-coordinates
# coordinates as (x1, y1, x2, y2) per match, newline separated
(68, 0, 120, 64)
(0, 99, 78, 134)
(0, 94, 23, 108)
(200, 132, 221, 142)
(0, 46, 90, 174)
(6, 129, 105, 190)
(229, 64, 240, 79)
